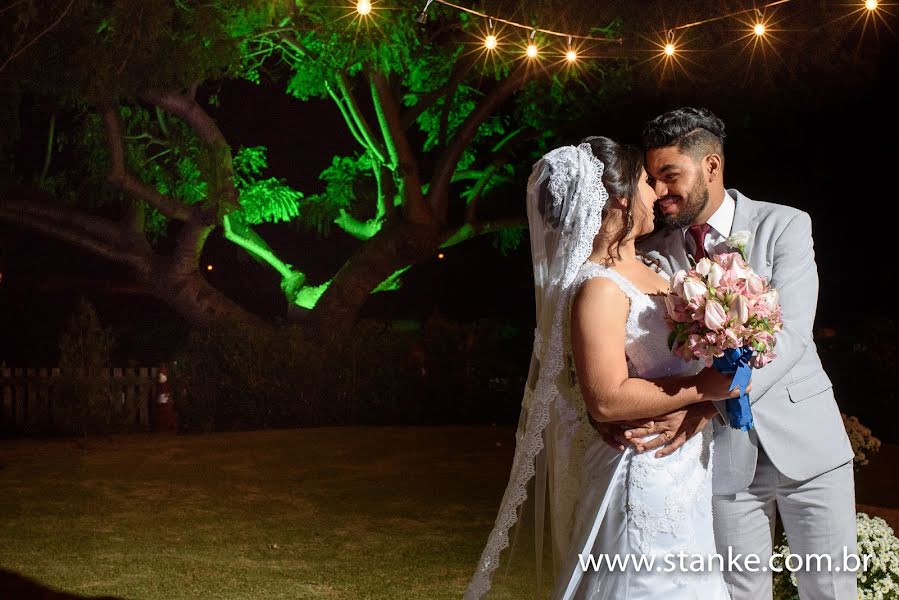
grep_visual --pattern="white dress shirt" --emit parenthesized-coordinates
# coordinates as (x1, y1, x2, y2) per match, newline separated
(682, 190, 736, 258)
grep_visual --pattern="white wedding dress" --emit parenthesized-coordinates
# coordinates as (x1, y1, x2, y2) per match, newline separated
(464, 144, 730, 600)
(548, 261, 731, 599)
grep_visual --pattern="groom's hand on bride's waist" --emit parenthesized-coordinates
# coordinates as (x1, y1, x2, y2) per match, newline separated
(611, 403, 719, 458)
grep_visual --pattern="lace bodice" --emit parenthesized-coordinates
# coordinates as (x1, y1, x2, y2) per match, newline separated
(566, 260, 695, 380)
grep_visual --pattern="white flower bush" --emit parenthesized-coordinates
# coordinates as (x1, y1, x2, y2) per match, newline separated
(843, 413, 882, 470)
(773, 512, 899, 600)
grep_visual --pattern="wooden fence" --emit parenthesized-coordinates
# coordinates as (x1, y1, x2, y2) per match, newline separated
(0, 367, 159, 435)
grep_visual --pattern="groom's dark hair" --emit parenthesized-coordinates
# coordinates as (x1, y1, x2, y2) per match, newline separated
(642, 107, 726, 162)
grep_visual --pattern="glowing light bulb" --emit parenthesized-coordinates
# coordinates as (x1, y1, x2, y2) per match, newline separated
(437, 253, 445, 260)
(207, 264, 214, 271)
(754, 23, 766, 36)
(664, 43, 675, 56)
(866, 0, 878, 10)
(526, 43, 538, 58)
(565, 49, 577, 62)
(356, 0, 372, 16)
(485, 34, 497, 50)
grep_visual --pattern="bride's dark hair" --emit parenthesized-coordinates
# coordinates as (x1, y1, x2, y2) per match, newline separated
(580, 135, 645, 263)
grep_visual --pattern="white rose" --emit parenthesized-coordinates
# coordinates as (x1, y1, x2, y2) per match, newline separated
(681, 276, 707, 303)
(694, 257, 712, 276)
(726, 230, 751, 248)
(707, 263, 725, 288)
(670, 270, 687, 296)
(760, 289, 779, 310)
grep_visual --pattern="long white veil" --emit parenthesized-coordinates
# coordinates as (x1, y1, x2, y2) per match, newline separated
(464, 143, 612, 599)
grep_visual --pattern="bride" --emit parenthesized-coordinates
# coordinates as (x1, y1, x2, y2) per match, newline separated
(464, 138, 746, 599)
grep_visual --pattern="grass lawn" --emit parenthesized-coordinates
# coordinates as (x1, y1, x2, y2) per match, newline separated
(0, 426, 895, 599)
(0, 426, 526, 600)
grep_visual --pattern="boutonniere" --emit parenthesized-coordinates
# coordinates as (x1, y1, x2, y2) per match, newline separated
(725, 230, 751, 261)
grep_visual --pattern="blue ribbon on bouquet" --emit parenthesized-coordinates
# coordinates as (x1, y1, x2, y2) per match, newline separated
(712, 347, 755, 431)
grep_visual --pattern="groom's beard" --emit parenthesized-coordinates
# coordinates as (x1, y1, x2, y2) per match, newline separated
(659, 179, 710, 231)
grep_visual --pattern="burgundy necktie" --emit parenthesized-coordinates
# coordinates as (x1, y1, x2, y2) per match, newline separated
(687, 223, 712, 261)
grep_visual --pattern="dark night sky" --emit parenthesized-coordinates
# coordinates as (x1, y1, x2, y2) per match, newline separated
(1, 8, 898, 366)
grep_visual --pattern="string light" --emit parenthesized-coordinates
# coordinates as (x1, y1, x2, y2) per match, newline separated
(482, 17, 497, 49)
(565, 35, 577, 62)
(429, 0, 622, 43)
(356, 0, 372, 16)
(437, 253, 445, 259)
(526, 29, 538, 58)
(416, 0, 890, 77)
(207, 264, 214, 271)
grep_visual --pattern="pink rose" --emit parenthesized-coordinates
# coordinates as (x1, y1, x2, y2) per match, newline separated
(707, 263, 725, 288)
(728, 295, 750, 325)
(704, 299, 727, 330)
(682, 276, 708, 304)
(746, 273, 765, 296)
(665, 294, 691, 323)
(730, 255, 753, 280)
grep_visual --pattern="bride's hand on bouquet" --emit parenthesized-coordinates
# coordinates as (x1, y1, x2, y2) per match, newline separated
(622, 402, 720, 458)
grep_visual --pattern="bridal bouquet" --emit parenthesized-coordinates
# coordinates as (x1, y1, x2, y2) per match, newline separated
(664, 232, 783, 431)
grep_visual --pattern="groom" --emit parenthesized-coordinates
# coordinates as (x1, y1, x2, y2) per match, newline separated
(616, 107, 856, 599)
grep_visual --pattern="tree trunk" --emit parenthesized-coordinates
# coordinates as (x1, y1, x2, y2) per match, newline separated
(146, 259, 269, 330)
(310, 221, 441, 346)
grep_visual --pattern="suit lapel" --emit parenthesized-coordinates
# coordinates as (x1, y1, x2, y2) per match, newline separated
(728, 189, 762, 271)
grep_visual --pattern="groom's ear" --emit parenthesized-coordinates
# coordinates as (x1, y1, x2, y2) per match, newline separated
(705, 154, 722, 183)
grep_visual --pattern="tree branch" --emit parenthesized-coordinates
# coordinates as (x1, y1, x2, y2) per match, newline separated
(325, 81, 372, 154)
(428, 65, 530, 223)
(223, 212, 307, 299)
(439, 218, 527, 249)
(142, 90, 238, 212)
(0, 0, 76, 73)
(102, 105, 194, 221)
(370, 72, 430, 225)
(0, 187, 150, 270)
(464, 160, 507, 223)
(337, 73, 387, 164)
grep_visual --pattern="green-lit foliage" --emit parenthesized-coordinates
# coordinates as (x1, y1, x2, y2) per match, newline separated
(1, 0, 632, 319)
(233, 146, 302, 224)
(493, 228, 525, 256)
(372, 266, 412, 293)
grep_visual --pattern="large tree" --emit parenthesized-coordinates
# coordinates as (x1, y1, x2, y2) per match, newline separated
(4, 1, 869, 342)
(0, 0, 629, 342)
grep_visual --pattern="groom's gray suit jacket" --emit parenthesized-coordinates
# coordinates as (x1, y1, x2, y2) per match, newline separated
(639, 189, 853, 495)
